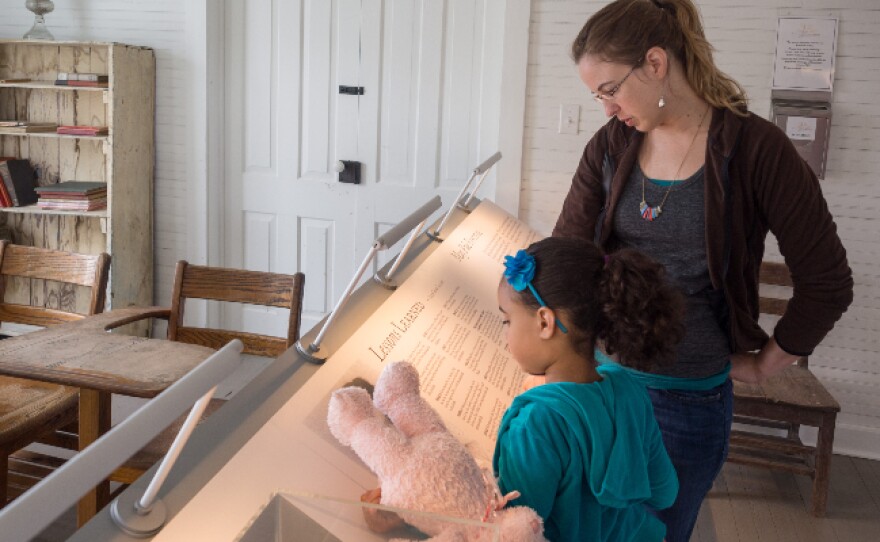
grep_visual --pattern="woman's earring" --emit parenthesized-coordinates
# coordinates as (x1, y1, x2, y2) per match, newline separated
(658, 94, 666, 108)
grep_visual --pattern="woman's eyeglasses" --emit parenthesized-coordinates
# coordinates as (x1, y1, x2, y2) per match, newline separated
(593, 64, 640, 103)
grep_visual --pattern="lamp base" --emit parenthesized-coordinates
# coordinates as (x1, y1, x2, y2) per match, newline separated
(110, 492, 167, 538)
(456, 200, 476, 214)
(23, 15, 54, 40)
(295, 340, 328, 364)
(373, 272, 398, 291)
(425, 230, 444, 243)
(23, 1, 55, 41)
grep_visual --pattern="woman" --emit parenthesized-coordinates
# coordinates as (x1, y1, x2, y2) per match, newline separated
(553, 0, 853, 540)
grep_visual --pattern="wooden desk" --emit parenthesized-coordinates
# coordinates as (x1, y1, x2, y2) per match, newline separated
(0, 307, 216, 525)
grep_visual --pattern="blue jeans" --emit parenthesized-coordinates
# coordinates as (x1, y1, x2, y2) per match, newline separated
(647, 379, 733, 542)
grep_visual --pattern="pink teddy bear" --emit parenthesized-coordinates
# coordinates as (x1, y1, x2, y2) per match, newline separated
(327, 361, 548, 542)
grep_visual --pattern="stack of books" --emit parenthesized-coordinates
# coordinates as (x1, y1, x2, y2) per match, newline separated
(35, 181, 107, 212)
(54, 72, 109, 88)
(0, 158, 38, 207)
(0, 121, 58, 133)
(56, 125, 108, 136)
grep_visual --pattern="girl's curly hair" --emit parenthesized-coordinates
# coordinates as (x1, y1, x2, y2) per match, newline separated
(514, 237, 684, 371)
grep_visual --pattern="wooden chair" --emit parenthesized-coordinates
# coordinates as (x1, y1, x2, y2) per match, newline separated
(0, 241, 110, 506)
(108, 260, 305, 484)
(5, 260, 305, 514)
(727, 261, 840, 516)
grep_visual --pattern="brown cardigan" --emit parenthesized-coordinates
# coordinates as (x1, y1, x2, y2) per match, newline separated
(553, 107, 853, 356)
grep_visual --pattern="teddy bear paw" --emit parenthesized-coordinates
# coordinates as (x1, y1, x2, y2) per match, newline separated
(374, 361, 421, 413)
(495, 506, 548, 542)
(327, 386, 379, 446)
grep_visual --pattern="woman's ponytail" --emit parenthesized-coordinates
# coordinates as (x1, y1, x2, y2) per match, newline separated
(597, 249, 685, 371)
(659, 0, 748, 114)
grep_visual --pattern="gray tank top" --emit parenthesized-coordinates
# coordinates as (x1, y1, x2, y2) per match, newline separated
(612, 163, 730, 378)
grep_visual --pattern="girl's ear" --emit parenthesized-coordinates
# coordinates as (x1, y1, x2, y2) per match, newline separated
(536, 307, 559, 339)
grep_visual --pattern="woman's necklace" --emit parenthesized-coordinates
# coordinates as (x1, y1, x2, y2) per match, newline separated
(639, 106, 710, 221)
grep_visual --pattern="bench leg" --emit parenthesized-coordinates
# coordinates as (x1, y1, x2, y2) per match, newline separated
(811, 413, 836, 517)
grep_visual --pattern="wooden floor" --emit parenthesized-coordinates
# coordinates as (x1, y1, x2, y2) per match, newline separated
(694, 455, 880, 542)
(31, 454, 880, 541)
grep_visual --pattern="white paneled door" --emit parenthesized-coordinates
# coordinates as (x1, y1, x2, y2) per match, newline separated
(222, 0, 526, 334)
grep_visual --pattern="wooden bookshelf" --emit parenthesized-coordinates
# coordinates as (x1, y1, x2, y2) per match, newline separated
(0, 40, 154, 319)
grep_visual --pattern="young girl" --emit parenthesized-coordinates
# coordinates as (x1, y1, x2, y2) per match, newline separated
(494, 237, 683, 541)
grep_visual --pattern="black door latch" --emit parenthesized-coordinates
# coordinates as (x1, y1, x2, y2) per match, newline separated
(336, 160, 362, 184)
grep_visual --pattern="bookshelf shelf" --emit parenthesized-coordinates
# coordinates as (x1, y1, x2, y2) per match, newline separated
(0, 204, 108, 219)
(0, 82, 108, 93)
(0, 129, 108, 140)
(0, 40, 154, 318)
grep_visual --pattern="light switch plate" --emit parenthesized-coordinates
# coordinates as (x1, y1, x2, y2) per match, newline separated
(558, 104, 580, 134)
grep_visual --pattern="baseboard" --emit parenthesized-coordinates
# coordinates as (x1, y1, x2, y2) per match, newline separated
(827, 423, 880, 461)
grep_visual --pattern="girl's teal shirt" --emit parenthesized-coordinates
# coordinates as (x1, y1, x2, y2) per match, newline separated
(493, 364, 678, 541)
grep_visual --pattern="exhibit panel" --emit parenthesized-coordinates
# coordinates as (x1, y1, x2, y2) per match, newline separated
(151, 201, 538, 541)
(67, 201, 540, 542)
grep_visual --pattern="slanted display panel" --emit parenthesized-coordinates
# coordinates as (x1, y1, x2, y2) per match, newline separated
(152, 201, 539, 541)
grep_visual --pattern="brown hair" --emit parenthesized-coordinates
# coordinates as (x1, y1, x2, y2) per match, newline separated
(514, 237, 684, 371)
(571, 0, 748, 115)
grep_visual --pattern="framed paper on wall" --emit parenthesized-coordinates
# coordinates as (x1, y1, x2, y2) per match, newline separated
(772, 16, 838, 94)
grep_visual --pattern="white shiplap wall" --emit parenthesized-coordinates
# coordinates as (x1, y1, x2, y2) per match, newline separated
(520, 0, 880, 459)
(0, 1, 876, 458)
(0, 1, 194, 307)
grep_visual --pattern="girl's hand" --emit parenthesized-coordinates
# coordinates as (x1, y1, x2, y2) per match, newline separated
(360, 487, 404, 533)
(730, 338, 800, 384)
(360, 487, 382, 504)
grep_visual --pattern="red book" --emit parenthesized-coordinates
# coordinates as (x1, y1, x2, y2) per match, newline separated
(54, 80, 109, 88)
(56, 126, 109, 136)
(0, 176, 11, 207)
(0, 159, 17, 207)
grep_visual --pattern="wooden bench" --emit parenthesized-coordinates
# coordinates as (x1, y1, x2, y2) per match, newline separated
(727, 261, 840, 517)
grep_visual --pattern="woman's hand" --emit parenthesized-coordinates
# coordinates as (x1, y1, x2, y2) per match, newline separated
(730, 337, 800, 384)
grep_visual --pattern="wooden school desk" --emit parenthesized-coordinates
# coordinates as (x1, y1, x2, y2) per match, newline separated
(0, 307, 216, 526)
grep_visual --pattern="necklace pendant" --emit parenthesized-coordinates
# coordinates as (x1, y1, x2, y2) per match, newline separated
(639, 200, 662, 221)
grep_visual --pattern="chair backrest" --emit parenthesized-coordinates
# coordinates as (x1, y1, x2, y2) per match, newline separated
(0, 241, 110, 327)
(758, 261, 806, 368)
(167, 260, 305, 357)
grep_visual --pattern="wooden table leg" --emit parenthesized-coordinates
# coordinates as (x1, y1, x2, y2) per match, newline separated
(77, 388, 112, 527)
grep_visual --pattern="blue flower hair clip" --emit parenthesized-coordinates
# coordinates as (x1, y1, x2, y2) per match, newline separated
(503, 250, 568, 334)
